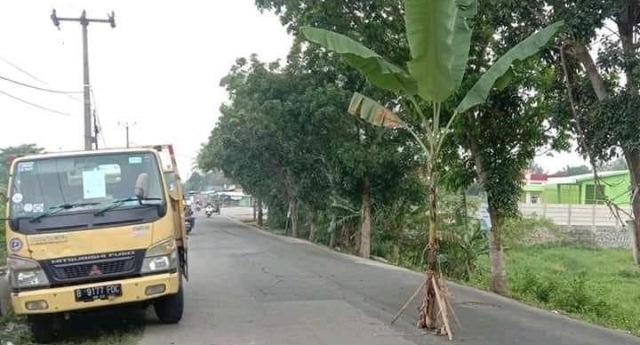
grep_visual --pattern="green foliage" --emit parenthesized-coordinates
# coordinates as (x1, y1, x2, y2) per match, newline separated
(472, 246, 640, 336)
(438, 193, 488, 280)
(582, 91, 640, 162)
(500, 215, 565, 248)
(554, 164, 592, 176)
(184, 170, 231, 192)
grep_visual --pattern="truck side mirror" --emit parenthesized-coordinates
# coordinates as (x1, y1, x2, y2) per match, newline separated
(135, 173, 149, 199)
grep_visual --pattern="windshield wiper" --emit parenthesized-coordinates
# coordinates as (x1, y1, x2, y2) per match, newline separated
(94, 197, 162, 217)
(29, 202, 101, 223)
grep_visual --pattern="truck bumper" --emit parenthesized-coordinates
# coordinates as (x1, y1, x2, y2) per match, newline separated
(11, 272, 181, 315)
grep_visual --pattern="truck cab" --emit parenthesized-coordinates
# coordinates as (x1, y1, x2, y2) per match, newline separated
(3, 144, 188, 343)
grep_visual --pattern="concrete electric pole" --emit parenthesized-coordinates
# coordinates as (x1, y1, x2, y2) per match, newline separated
(118, 121, 136, 148)
(50, 9, 116, 151)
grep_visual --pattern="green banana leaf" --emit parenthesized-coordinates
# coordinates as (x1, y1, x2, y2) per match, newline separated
(300, 27, 417, 94)
(348, 92, 406, 129)
(451, 0, 478, 88)
(405, 0, 457, 102)
(455, 21, 565, 114)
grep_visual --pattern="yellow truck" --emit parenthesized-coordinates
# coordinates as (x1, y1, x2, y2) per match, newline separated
(3, 144, 189, 343)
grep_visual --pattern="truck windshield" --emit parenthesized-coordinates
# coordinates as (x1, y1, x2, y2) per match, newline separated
(7, 151, 166, 231)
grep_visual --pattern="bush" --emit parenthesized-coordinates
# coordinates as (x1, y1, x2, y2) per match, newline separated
(490, 245, 640, 335)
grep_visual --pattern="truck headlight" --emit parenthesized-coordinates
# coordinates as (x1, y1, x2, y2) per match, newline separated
(7, 256, 50, 289)
(141, 238, 178, 274)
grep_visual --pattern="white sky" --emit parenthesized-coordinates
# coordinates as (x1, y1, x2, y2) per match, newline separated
(0, 1, 588, 178)
(0, 0, 292, 178)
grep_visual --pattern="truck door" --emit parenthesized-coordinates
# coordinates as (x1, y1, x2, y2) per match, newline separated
(157, 145, 189, 281)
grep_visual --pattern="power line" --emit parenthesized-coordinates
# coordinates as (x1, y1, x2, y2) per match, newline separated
(0, 54, 83, 104)
(0, 75, 83, 94)
(0, 89, 73, 117)
(0, 55, 48, 85)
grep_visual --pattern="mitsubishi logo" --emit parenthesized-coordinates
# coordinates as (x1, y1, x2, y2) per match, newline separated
(89, 265, 102, 276)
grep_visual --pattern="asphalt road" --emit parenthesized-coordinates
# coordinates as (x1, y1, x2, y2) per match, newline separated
(139, 210, 639, 345)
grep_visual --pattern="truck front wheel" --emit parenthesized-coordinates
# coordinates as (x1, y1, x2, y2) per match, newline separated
(28, 314, 57, 344)
(153, 280, 184, 324)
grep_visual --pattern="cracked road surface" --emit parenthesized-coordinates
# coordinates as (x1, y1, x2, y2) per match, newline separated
(139, 210, 639, 345)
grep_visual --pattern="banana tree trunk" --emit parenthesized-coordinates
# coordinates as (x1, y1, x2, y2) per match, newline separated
(359, 177, 372, 258)
(418, 174, 440, 330)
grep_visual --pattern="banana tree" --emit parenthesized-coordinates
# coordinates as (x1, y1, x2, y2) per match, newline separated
(300, 0, 563, 337)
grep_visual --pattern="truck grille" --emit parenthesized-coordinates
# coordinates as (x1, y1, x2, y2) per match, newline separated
(42, 250, 144, 283)
(51, 258, 136, 280)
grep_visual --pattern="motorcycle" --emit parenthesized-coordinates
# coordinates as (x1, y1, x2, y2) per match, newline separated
(184, 206, 196, 233)
(205, 206, 214, 218)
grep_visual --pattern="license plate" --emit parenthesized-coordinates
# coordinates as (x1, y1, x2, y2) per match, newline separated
(74, 284, 122, 302)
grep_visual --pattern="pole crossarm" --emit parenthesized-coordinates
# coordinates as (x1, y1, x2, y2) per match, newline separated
(50, 9, 116, 150)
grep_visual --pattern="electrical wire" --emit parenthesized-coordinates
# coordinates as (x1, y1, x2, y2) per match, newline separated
(0, 55, 83, 104)
(0, 89, 73, 117)
(0, 75, 83, 94)
(0, 55, 48, 85)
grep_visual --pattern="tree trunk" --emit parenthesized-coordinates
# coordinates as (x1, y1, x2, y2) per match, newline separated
(253, 198, 257, 221)
(289, 199, 299, 238)
(488, 205, 509, 295)
(329, 214, 337, 248)
(625, 149, 640, 264)
(418, 178, 440, 330)
(257, 198, 264, 227)
(466, 116, 510, 295)
(359, 178, 372, 258)
(308, 210, 318, 242)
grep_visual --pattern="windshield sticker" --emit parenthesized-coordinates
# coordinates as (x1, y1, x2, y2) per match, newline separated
(17, 162, 34, 172)
(11, 193, 23, 203)
(23, 203, 33, 213)
(129, 156, 142, 164)
(33, 203, 44, 213)
(9, 238, 23, 252)
(82, 170, 107, 199)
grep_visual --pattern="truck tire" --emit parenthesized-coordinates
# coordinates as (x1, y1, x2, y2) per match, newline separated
(28, 314, 57, 344)
(154, 280, 184, 324)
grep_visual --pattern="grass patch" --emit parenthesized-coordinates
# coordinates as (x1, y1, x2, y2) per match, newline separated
(0, 306, 144, 345)
(471, 244, 640, 336)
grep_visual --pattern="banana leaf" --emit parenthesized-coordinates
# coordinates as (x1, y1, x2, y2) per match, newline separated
(348, 92, 407, 129)
(455, 21, 564, 114)
(300, 27, 417, 94)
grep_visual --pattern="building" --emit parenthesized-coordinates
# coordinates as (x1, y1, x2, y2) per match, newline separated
(521, 170, 630, 206)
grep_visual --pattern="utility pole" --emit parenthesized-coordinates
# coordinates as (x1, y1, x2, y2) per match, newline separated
(51, 9, 116, 151)
(118, 121, 136, 148)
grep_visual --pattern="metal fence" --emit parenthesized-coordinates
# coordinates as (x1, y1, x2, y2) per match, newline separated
(518, 203, 631, 227)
